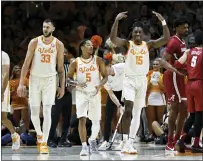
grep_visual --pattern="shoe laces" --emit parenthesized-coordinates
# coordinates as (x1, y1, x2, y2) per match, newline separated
(128, 143, 136, 151)
(12, 134, 19, 143)
(90, 140, 97, 151)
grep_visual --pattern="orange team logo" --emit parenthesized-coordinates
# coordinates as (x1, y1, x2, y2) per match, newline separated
(38, 47, 54, 54)
(79, 65, 96, 74)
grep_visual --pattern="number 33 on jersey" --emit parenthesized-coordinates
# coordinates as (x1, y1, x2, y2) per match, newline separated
(30, 36, 57, 77)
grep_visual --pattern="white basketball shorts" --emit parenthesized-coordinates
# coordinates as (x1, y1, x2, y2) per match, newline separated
(75, 89, 101, 121)
(29, 75, 57, 106)
(2, 84, 11, 113)
(122, 75, 147, 107)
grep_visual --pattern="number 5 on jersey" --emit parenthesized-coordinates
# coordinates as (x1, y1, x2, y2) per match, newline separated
(86, 73, 91, 82)
(41, 54, 51, 63)
(191, 56, 197, 67)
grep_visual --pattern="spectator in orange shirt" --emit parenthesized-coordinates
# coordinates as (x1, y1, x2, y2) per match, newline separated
(10, 65, 29, 133)
(145, 60, 166, 136)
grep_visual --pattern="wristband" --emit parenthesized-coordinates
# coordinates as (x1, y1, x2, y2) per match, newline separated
(162, 20, 166, 26)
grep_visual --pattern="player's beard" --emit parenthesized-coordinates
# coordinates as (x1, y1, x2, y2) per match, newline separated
(43, 31, 52, 38)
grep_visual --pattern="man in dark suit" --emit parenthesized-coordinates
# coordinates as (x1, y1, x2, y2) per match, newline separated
(48, 47, 76, 147)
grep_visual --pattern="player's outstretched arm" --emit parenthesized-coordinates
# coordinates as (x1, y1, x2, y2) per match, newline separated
(155, 58, 183, 75)
(57, 40, 65, 90)
(19, 39, 37, 86)
(56, 40, 65, 99)
(174, 50, 189, 69)
(17, 38, 37, 97)
(147, 11, 170, 49)
(110, 11, 129, 48)
(98, 57, 108, 87)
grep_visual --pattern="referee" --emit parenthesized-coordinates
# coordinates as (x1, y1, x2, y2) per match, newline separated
(48, 47, 75, 148)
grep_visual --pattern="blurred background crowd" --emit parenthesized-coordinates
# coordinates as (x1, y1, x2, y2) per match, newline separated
(2, 1, 203, 70)
(1, 1, 203, 147)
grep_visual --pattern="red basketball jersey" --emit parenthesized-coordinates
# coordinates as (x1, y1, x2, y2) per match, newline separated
(187, 47, 203, 80)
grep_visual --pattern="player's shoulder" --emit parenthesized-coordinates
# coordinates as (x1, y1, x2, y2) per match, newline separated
(168, 36, 178, 43)
(2, 51, 8, 57)
(55, 37, 64, 46)
(30, 37, 38, 45)
(2, 51, 9, 59)
(70, 58, 78, 65)
(2, 51, 10, 64)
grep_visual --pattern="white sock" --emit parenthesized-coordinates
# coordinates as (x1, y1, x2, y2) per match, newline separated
(129, 106, 143, 139)
(42, 105, 52, 143)
(30, 106, 43, 136)
(89, 120, 100, 140)
(82, 142, 87, 147)
(11, 132, 17, 138)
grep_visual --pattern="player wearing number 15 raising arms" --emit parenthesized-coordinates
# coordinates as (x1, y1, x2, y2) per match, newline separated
(110, 11, 180, 154)
(17, 19, 65, 154)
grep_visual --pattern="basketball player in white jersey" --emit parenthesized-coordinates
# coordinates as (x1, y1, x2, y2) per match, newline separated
(17, 19, 65, 154)
(67, 39, 108, 156)
(110, 11, 180, 154)
(2, 51, 20, 151)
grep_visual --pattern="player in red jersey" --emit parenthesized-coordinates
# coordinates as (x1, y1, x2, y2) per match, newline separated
(174, 30, 203, 153)
(163, 17, 189, 151)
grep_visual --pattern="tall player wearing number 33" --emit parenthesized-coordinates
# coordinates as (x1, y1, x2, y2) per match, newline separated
(17, 19, 65, 154)
(110, 11, 180, 154)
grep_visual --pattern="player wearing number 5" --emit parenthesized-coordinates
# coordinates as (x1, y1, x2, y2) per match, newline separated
(67, 39, 108, 156)
(110, 11, 175, 154)
(174, 30, 203, 153)
(17, 19, 65, 154)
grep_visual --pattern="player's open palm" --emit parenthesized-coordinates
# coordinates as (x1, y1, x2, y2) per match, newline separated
(152, 11, 164, 22)
(57, 87, 64, 99)
(17, 85, 27, 97)
(115, 11, 128, 21)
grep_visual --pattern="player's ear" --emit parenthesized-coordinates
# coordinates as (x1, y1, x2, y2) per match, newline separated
(52, 27, 55, 32)
(81, 46, 84, 51)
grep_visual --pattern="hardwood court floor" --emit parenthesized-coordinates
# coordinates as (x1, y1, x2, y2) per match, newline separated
(2, 143, 202, 160)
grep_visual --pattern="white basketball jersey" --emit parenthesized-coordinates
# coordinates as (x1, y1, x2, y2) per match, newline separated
(30, 36, 57, 77)
(75, 55, 100, 92)
(2, 51, 10, 110)
(125, 41, 149, 76)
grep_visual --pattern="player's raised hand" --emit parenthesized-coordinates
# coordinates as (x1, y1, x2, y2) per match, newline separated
(115, 11, 128, 21)
(152, 11, 165, 22)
